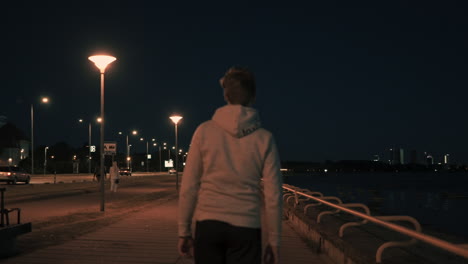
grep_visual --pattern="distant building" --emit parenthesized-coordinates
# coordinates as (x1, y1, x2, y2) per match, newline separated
(426, 155, 434, 166)
(444, 154, 450, 165)
(389, 147, 404, 165)
(0, 119, 30, 166)
(373, 155, 380, 162)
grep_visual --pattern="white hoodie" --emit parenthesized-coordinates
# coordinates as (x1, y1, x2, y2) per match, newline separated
(178, 104, 283, 246)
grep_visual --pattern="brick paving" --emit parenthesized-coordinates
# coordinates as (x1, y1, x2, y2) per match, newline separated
(2, 198, 330, 264)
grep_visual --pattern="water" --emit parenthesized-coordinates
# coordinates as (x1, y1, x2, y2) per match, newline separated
(282, 171, 468, 238)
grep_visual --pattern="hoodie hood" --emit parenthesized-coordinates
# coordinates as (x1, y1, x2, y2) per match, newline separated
(212, 105, 261, 138)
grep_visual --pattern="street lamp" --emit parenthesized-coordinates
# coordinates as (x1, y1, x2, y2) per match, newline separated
(152, 141, 162, 172)
(31, 97, 50, 174)
(119, 130, 138, 170)
(169, 115, 183, 190)
(44, 146, 49, 175)
(79, 119, 92, 174)
(89, 54, 116, 212)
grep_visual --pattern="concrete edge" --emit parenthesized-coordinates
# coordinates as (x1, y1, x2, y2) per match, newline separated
(283, 204, 374, 264)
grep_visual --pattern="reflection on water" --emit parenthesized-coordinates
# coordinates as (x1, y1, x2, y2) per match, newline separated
(283, 172, 468, 237)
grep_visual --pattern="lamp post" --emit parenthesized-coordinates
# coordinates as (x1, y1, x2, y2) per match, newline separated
(89, 54, 116, 212)
(120, 130, 138, 170)
(152, 140, 162, 172)
(79, 119, 93, 174)
(139, 137, 150, 172)
(170, 115, 183, 190)
(31, 97, 49, 175)
(44, 146, 49, 175)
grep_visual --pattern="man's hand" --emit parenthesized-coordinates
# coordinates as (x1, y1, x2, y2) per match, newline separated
(178, 237, 194, 258)
(264, 244, 280, 264)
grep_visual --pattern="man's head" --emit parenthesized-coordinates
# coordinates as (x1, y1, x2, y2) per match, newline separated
(220, 66, 256, 106)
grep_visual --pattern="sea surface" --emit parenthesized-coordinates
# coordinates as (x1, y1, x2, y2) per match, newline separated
(282, 171, 468, 238)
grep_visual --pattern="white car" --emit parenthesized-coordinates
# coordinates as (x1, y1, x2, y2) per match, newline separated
(0, 166, 31, 185)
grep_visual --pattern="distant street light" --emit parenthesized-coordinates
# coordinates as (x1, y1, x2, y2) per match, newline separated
(31, 97, 50, 175)
(152, 142, 162, 172)
(89, 54, 116, 212)
(44, 146, 49, 175)
(78, 119, 93, 174)
(119, 130, 138, 170)
(169, 115, 183, 190)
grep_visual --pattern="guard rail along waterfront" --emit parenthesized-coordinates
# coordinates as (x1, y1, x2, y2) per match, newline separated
(282, 183, 468, 264)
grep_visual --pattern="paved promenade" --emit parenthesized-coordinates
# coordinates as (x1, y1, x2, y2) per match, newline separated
(3, 197, 331, 264)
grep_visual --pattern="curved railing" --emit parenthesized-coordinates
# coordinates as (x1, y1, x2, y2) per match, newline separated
(282, 184, 468, 263)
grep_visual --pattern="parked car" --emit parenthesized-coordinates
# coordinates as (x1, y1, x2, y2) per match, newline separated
(119, 168, 132, 176)
(168, 169, 176, 174)
(0, 166, 31, 185)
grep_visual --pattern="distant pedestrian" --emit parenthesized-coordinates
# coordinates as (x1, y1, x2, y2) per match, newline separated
(93, 164, 101, 182)
(110, 161, 120, 192)
(178, 66, 283, 264)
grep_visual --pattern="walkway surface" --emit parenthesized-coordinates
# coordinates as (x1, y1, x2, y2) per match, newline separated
(2, 197, 331, 264)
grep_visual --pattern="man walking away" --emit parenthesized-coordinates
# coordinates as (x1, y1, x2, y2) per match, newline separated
(178, 66, 283, 264)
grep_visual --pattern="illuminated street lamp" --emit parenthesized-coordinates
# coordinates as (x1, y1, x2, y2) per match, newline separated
(78, 119, 93, 173)
(31, 96, 50, 174)
(44, 146, 49, 175)
(89, 54, 116, 212)
(152, 141, 162, 172)
(139, 137, 150, 172)
(119, 130, 138, 170)
(169, 115, 183, 190)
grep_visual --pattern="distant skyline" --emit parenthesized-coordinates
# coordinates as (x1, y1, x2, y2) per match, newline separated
(2, 2, 468, 163)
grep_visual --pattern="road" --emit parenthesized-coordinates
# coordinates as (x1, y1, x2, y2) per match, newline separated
(1, 175, 179, 256)
(27, 171, 170, 184)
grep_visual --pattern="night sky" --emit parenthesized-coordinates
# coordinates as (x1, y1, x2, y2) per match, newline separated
(2, 2, 468, 163)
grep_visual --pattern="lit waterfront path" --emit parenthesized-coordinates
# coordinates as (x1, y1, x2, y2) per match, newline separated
(3, 196, 331, 264)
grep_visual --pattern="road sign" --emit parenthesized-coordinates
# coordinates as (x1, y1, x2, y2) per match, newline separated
(104, 142, 117, 155)
(165, 159, 173, 168)
(90, 145, 96, 153)
(147, 154, 152, 160)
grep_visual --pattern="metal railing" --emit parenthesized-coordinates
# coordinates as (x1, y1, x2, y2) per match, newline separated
(282, 184, 468, 263)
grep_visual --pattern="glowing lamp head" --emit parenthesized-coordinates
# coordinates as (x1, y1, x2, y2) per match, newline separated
(132, 130, 138, 135)
(41, 97, 49, 103)
(97, 117, 103, 123)
(88, 55, 116, 73)
(170, 115, 183, 125)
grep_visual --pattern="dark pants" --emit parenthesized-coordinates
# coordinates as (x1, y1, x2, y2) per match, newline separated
(194, 220, 261, 264)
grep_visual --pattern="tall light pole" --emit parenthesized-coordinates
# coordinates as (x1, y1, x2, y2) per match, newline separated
(44, 146, 49, 175)
(170, 115, 183, 190)
(146, 140, 149, 172)
(79, 119, 93, 174)
(89, 54, 116, 212)
(120, 130, 138, 170)
(31, 97, 49, 175)
(152, 140, 162, 172)
(139, 137, 150, 172)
